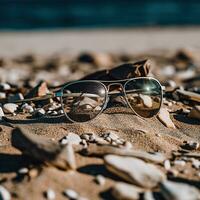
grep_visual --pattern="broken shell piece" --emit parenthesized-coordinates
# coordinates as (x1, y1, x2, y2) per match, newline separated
(157, 108, 176, 129)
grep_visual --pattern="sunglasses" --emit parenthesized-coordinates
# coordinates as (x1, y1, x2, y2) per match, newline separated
(53, 77, 163, 122)
(12, 77, 163, 123)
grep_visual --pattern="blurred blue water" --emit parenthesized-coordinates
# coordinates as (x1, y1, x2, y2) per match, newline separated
(0, 0, 200, 30)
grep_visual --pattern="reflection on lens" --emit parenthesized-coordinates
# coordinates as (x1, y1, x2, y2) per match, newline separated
(124, 78, 162, 118)
(61, 81, 106, 122)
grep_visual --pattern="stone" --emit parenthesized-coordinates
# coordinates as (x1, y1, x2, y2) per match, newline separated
(85, 144, 166, 164)
(3, 103, 18, 114)
(32, 108, 45, 118)
(160, 180, 200, 200)
(0, 83, 11, 91)
(191, 158, 200, 169)
(18, 167, 29, 174)
(0, 186, 11, 200)
(63, 189, 78, 199)
(21, 103, 34, 113)
(188, 106, 200, 120)
(11, 127, 76, 170)
(124, 141, 133, 149)
(60, 133, 81, 146)
(161, 65, 176, 77)
(0, 92, 6, 99)
(164, 160, 171, 171)
(102, 131, 119, 141)
(45, 188, 56, 200)
(95, 175, 106, 186)
(176, 89, 200, 103)
(104, 155, 165, 188)
(112, 182, 144, 200)
(174, 160, 186, 167)
(143, 191, 155, 200)
(28, 168, 39, 178)
(0, 107, 4, 119)
(157, 107, 176, 129)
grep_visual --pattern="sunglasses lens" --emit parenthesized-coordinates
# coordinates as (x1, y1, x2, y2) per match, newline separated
(61, 81, 107, 122)
(124, 78, 162, 118)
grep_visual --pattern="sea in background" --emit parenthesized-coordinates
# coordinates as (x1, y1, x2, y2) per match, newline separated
(0, 0, 200, 30)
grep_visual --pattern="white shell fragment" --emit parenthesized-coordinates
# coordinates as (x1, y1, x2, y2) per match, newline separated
(104, 155, 165, 188)
(157, 107, 176, 129)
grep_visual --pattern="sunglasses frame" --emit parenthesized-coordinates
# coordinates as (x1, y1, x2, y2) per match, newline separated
(59, 77, 163, 123)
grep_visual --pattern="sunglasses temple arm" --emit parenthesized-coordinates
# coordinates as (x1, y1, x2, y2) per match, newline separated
(54, 91, 101, 98)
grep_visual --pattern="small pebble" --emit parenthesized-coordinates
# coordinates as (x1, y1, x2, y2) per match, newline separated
(18, 167, 29, 174)
(32, 108, 45, 118)
(28, 168, 39, 178)
(0, 92, 6, 99)
(164, 160, 171, 171)
(63, 189, 78, 199)
(62, 133, 81, 145)
(0, 83, 11, 91)
(191, 158, 200, 169)
(174, 160, 186, 167)
(0, 186, 11, 200)
(21, 103, 34, 113)
(0, 107, 4, 119)
(124, 141, 133, 149)
(95, 175, 106, 186)
(45, 188, 56, 200)
(3, 103, 18, 114)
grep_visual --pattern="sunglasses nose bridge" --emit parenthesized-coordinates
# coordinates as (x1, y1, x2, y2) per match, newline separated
(106, 83, 128, 105)
(107, 83, 124, 92)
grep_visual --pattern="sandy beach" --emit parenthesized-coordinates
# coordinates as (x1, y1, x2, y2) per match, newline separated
(0, 28, 200, 200)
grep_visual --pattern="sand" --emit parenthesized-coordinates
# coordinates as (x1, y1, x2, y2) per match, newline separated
(0, 28, 200, 200)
